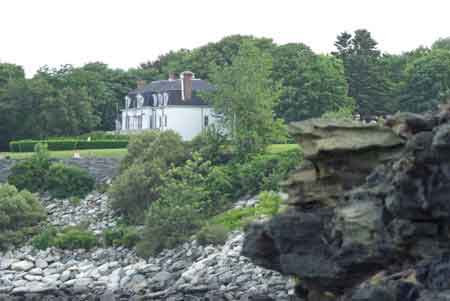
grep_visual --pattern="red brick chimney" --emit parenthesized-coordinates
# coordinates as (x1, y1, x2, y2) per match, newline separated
(136, 80, 146, 90)
(181, 71, 194, 101)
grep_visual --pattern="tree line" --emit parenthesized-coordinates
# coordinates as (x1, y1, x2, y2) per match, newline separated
(1, 30, 450, 150)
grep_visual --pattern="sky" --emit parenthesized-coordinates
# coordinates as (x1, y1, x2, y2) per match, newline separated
(2, 0, 450, 77)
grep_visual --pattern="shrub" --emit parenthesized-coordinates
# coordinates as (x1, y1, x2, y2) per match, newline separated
(10, 140, 128, 152)
(234, 149, 302, 196)
(46, 163, 95, 199)
(8, 143, 95, 198)
(103, 226, 141, 248)
(0, 184, 46, 250)
(120, 130, 187, 171)
(189, 126, 232, 164)
(53, 227, 97, 250)
(32, 226, 97, 250)
(8, 143, 51, 192)
(137, 200, 201, 257)
(196, 223, 228, 246)
(31, 227, 58, 250)
(108, 160, 165, 223)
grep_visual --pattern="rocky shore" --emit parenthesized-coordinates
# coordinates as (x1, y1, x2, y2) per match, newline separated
(0, 192, 293, 301)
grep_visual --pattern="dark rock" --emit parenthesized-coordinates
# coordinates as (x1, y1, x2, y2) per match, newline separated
(243, 114, 450, 300)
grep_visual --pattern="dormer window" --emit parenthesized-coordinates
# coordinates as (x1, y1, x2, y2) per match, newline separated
(158, 94, 163, 106)
(152, 94, 158, 106)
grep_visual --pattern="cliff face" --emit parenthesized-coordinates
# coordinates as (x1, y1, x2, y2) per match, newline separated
(242, 111, 450, 301)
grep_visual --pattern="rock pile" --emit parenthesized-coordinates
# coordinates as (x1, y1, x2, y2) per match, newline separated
(0, 192, 292, 300)
(42, 191, 116, 234)
(243, 111, 450, 300)
(0, 232, 291, 300)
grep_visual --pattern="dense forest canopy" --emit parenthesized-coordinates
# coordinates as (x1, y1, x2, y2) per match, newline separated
(1, 31, 450, 149)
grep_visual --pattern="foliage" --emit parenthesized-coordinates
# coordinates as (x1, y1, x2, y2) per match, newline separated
(102, 225, 141, 248)
(207, 41, 282, 158)
(321, 105, 355, 120)
(32, 225, 97, 250)
(189, 126, 232, 164)
(209, 191, 282, 231)
(137, 199, 200, 257)
(109, 160, 165, 223)
(399, 49, 450, 113)
(333, 29, 394, 117)
(272, 43, 353, 122)
(8, 143, 95, 198)
(233, 149, 302, 197)
(46, 163, 95, 199)
(0, 184, 46, 250)
(8, 143, 51, 192)
(31, 226, 58, 250)
(120, 130, 187, 171)
(196, 223, 228, 246)
(10, 139, 128, 152)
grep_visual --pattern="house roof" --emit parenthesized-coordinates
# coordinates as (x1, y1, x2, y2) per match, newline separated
(130, 79, 213, 94)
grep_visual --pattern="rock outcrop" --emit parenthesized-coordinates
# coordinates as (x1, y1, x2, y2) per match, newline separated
(243, 113, 450, 300)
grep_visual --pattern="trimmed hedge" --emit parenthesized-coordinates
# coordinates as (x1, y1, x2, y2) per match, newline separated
(10, 140, 128, 152)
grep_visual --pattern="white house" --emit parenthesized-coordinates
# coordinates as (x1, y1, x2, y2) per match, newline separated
(118, 71, 220, 140)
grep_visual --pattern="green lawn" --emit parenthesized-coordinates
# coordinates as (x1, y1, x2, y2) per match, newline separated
(266, 144, 299, 154)
(0, 148, 128, 159)
(1, 143, 299, 160)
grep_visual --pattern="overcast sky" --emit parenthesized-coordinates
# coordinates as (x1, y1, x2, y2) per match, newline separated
(2, 0, 450, 77)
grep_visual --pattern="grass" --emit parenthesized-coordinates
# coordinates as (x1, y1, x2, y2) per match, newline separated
(208, 191, 282, 231)
(1, 144, 299, 160)
(266, 144, 299, 154)
(0, 148, 128, 159)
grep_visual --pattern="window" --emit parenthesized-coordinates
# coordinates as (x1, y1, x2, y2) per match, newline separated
(138, 115, 142, 129)
(204, 116, 209, 127)
(165, 115, 168, 127)
(149, 116, 153, 129)
(125, 116, 130, 129)
(152, 94, 158, 106)
(159, 116, 162, 128)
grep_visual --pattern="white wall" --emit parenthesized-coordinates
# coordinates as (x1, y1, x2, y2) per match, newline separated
(121, 106, 220, 140)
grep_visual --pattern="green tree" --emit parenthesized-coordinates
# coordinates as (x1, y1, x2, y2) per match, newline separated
(0, 63, 25, 86)
(273, 43, 353, 121)
(399, 49, 450, 113)
(333, 29, 394, 117)
(207, 42, 282, 157)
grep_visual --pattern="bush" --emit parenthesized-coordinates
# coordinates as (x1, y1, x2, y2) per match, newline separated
(31, 227, 58, 250)
(32, 226, 97, 250)
(137, 200, 201, 257)
(8, 143, 51, 192)
(46, 163, 95, 199)
(234, 149, 302, 196)
(54, 227, 97, 250)
(108, 160, 165, 223)
(103, 226, 141, 248)
(120, 130, 187, 171)
(196, 223, 228, 246)
(189, 126, 232, 164)
(10, 139, 128, 152)
(0, 184, 46, 250)
(8, 143, 95, 199)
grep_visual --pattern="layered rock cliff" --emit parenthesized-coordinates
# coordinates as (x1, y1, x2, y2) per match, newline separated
(242, 111, 450, 300)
